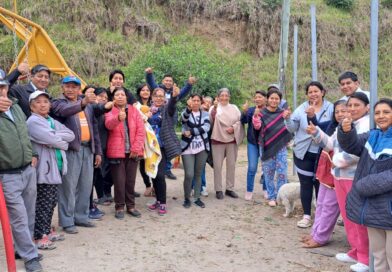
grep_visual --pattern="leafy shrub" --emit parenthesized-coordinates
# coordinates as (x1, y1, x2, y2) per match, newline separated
(325, 0, 354, 11)
(382, 0, 392, 8)
(123, 35, 247, 106)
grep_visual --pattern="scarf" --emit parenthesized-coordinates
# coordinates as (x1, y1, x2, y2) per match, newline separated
(211, 103, 244, 145)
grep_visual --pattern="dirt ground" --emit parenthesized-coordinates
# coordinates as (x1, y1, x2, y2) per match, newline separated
(0, 145, 351, 272)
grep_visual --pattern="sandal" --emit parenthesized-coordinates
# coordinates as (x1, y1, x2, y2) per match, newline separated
(35, 235, 56, 250)
(48, 227, 65, 242)
(299, 234, 312, 243)
(302, 238, 324, 248)
(297, 217, 312, 228)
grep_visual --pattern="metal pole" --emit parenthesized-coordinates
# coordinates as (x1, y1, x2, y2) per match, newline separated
(310, 5, 317, 81)
(292, 24, 298, 176)
(278, 0, 291, 97)
(369, 0, 379, 130)
(368, 2, 379, 271)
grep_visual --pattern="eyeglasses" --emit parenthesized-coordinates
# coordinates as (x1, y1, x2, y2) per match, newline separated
(153, 95, 165, 99)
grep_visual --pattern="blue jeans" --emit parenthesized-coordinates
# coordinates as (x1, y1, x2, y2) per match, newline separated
(262, 147, 288, 200)
(165, 161, 172, 173)
(246, 143, 266, 192)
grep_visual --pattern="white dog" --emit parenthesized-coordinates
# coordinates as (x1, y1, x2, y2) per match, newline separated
(276, 182, 316, 217)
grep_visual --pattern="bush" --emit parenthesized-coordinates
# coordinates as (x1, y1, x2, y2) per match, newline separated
(382, 0, 392, 9)
(123, 35, 247, 106)
(324, 0, 354, 11)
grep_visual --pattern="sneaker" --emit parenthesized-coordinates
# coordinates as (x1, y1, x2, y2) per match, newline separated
(158, 204, 167, 216)
(95, 206, 105, 216)
(25, 257, 43, 272)
(89, 208, 103, 221)
(15, 252, 43, 261)
(350, 262, 369, 272)
(35, 235, 56, 250)
(297, 217, 312, 228)
(194, 198, 205, 208)
(148, 201, 160, 211)
(48, 227, 65, 242)
(245, 192, 253, 201)
(104, 193, 114, 202)
(94, 196, 111, 206)
(201, 186, 209, 197)
(165, 171, 177, 180)
(335, 253, 357, 263)
(183, 198, 191, 208)
(63, 225, 78, 234)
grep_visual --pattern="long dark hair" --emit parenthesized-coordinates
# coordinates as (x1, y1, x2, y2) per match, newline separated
(136, 83, 152, 106)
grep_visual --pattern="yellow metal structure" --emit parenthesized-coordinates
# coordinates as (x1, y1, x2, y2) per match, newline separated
(0, 6, 87, 88)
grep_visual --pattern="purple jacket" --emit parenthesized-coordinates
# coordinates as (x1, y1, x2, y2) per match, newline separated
(51, 95, 102, 155)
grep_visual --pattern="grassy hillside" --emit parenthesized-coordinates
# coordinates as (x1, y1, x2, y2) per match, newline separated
(0, 0, 391, 103)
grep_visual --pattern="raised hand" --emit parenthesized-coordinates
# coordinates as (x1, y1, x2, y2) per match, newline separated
(145, 67, 153, 74)
(306, 121, 317, 135)
(341, 112, 353, 133)
(242, 100, 249, 113)
(282, 107, 291, 120)
(104, 101, 114, 110)
(305, 100, 316, 118)
(188, 75, 197, 85)
(17, 61, 30, 75)
(186, 97, 193, 109)
(84, 88, 97, 104)
(172, 83, 180, 97)
(118, 107, 126, 121)
(213, 97, 218, 109)
(0, 96, 12, 112)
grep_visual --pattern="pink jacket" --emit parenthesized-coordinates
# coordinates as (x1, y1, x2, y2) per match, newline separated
(105, 105, 145, 158)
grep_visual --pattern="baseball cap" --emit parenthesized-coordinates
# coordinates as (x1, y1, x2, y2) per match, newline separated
(29, 90, 50, 103)
(0, 69, 10, 86)
(31, 64, 51, 76)
(62, 76, 81, 85)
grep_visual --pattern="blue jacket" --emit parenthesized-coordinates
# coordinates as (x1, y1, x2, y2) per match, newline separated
(146, 73, 192, 101)
(338, 126, 392, 230)
(241, 106, 259, 145)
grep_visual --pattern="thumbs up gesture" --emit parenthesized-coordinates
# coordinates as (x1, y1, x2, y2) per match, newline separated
(242, 100, 249, 112)
(306, 121, 317, 135)
(283, 107, 291, 120)
(341, 112, 353, 133)
(188, 75, 197, 85)
(305, 100, 316, 118)
(118, 107, 126, 121)
(172, 83, 180, 98)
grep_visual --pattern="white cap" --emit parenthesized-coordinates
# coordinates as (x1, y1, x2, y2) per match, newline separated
(29, 90, 50, 103)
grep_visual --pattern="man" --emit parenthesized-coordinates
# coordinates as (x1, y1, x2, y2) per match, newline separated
(145, 67, 196, 179)
(51, 76, 102, 234)
(9, 64, 51, 117)
(0, 69, 43, 272)
(338, 71, 370, 100)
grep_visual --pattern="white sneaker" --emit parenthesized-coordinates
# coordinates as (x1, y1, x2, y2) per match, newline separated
(244, 192, 253, 201)
(350, 262, 369, 272)
(335, 253, 357, 263)
(201, 187, 208, 197)
(297, 217, 312, 228)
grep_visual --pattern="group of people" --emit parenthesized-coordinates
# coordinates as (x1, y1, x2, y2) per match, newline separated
(0, 63, 391, 272)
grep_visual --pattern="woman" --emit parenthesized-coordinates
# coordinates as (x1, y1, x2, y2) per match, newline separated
(253, 89, 292, 206)
(107, 69, 136, 104)
(27, 91, 75, 249)
(241, 90, 267, 201)
(301, 100, 347, 248)
(105, 88, 145, 219)
(338, 98, 392, 272)
(285, 81, 333, 228)
(134, 83, 159, 197)
(147, 86, 181, 215)
(209, 88, 244, 199)
(181, 94, 211, 208)
(309, 92, 370, 272)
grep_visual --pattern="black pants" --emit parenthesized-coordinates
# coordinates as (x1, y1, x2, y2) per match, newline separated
(152, 150, 167, 204)
(90, 158, 112, 209)
(139, 159, 152, 188)
(294, 152, 319, 216)
(34, 184, 58, 239)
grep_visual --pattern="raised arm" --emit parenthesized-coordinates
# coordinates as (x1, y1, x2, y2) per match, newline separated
(145, 67, 159, 90)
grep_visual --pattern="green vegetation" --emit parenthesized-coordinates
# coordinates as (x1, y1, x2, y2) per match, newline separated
(0, 0, 391, 104)
(324, 0, 354, 11)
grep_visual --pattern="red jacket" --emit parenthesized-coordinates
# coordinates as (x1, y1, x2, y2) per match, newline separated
(105, 105, 145, 158)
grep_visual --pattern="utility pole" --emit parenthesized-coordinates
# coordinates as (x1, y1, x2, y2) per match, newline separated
(369, 0, 379, 130)
(278, 0, 291, 97)
(292, 24, 298, 176)
(310, 5, 317, 81)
